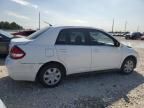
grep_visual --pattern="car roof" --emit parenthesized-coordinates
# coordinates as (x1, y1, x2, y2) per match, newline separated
(51, 26, 104, 31)
(29, 26, 110, 45)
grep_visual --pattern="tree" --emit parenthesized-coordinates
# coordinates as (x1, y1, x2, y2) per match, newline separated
(0, 21, 23, 30)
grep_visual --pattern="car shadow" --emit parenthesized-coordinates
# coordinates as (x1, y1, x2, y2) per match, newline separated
(0, 69, 143, 108)
(65, 71, 144, 107)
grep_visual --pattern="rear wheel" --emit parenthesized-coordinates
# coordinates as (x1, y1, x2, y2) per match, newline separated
(38, 64, 65, 87)
(121, 58, 136, 74)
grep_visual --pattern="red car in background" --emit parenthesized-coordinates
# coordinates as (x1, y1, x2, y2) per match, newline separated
(12, 30, 36, 37)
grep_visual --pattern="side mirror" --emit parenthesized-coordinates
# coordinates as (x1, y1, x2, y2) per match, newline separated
(115, 41, 120, 47)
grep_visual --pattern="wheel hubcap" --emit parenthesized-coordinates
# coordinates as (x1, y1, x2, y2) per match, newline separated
(43, 68, 61, 85)
(124, 60, 134, 73)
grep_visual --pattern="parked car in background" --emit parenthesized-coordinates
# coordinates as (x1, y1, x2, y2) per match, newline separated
(109, 32, 130, 37)
(123, 32, 131, 38)
(6, 26, 139, 87)
(141, 33, 144, 40)
(0, 30, 21, 56)
(12, 30, 36, 37)
(0, 30, 15, 56)
(125, 32, 142, 40)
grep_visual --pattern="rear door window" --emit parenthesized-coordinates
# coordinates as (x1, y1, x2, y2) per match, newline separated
(55, 28, 88, 45)
(55, 29, 68, 45)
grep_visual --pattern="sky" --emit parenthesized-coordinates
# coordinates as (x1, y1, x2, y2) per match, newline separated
(0, 0, 144, 32)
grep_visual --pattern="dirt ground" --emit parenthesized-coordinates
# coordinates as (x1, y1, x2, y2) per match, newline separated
(0, 37, 144, 108)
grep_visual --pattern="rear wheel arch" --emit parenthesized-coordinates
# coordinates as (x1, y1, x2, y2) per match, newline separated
(35, 61, 67, 81)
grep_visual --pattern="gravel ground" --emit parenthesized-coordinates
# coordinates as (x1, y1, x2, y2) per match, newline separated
(0, 37, 144, 108)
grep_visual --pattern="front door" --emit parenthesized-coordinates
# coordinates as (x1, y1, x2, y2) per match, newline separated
(88, 29, 122, 71)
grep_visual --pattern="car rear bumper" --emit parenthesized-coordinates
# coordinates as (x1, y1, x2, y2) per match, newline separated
(5, 57, 41, 81)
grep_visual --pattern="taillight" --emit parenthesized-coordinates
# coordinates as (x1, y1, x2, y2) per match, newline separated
(10, 45, 25, 59)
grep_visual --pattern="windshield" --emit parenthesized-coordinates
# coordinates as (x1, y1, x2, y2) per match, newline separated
(0, 30, 14, 38)
(27, 27, 50, 39)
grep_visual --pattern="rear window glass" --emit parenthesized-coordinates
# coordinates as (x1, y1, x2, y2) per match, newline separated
(56, 28, 87, 45)
(27, 27, 49, 39)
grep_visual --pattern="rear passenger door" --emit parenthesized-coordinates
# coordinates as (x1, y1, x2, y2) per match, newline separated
(55, 28, 91, 74)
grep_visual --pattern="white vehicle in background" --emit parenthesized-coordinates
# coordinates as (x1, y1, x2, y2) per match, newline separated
(5, 26, 139, 87)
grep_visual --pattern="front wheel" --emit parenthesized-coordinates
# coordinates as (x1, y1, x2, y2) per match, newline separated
(121, 58, 136, 74)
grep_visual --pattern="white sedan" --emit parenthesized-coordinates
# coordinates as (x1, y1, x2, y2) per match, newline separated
(5, 26, 139, 87)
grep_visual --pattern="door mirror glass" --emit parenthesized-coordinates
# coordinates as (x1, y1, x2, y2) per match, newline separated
(114, 41, 120, 47)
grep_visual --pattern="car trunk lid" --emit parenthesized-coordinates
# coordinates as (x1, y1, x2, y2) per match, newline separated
(10, 37, 32, 49)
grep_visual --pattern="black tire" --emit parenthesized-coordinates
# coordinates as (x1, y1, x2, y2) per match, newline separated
(121, 58, 136, 74)
(38, 64, 65, 87)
